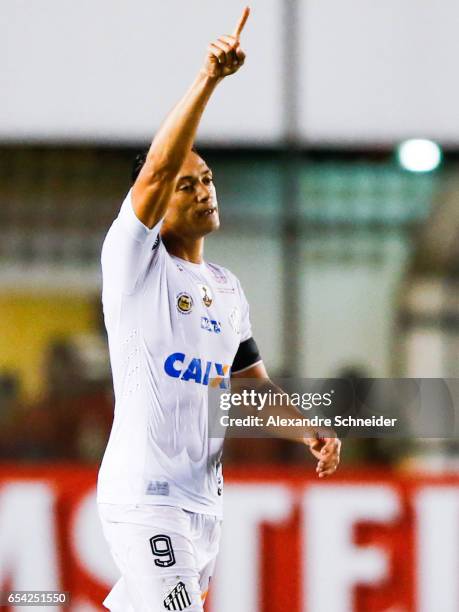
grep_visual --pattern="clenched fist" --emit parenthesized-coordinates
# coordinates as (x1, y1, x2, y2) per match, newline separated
(202, 7, 250, 80)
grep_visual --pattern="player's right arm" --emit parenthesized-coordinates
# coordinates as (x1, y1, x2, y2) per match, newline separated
(131, 7, 250, 229)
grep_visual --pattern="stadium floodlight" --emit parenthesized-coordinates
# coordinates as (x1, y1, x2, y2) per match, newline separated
(397, 139, 442, 173)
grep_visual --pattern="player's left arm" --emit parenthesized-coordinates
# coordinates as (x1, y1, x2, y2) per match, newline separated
(232, 360, 341, 478)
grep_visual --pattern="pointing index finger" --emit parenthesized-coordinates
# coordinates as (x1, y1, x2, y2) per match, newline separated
(233, 6, 250, 39)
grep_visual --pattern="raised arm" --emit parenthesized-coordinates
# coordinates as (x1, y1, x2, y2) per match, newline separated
(132, 7, 250, 228)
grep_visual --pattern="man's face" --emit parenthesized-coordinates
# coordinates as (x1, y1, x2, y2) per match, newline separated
(163, 151, 220, 238)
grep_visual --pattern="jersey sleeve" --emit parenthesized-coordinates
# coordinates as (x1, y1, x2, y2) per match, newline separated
(232, 337, 262, 374)
(231, 279, 263, 373)
(101, 189, 164, 295)
(237, 278, 253, 342)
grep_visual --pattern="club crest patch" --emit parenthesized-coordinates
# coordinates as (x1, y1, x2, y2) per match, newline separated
(164, 581, 192, 610)
(177, 292, 193, 315)
(198, 284, 213, 308)
(229, 306, 241, 334)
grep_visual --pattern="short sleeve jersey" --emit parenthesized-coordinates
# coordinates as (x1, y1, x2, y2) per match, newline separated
(97, 191, 254, 516)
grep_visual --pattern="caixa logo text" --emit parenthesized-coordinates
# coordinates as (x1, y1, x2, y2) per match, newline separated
(164, 353, 230, 388)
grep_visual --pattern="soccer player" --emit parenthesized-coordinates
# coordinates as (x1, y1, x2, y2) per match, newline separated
(97, 8, 340, 611)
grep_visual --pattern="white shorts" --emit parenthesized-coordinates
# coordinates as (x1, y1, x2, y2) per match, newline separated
(98, 504, 222, 612)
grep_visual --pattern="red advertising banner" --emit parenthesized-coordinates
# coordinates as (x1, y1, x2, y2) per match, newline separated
(0, 465, 458, 612)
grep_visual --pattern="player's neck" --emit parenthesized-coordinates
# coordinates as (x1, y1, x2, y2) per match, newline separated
(161, 232, 204, 264)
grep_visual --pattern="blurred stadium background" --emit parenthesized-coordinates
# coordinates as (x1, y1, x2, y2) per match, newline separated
(1, 1, 459, 610)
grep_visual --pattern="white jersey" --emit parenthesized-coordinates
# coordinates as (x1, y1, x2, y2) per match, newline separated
(97, 190, 253, 517)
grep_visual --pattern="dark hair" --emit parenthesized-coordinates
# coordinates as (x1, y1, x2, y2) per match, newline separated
(131, 146, 200, 184)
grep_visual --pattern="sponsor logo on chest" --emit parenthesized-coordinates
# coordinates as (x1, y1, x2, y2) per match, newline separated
(164, 352, 230, 388)
(201, 316, 221, 334)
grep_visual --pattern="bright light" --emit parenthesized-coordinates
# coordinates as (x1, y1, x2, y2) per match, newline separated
(397, 139, 442, 173)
